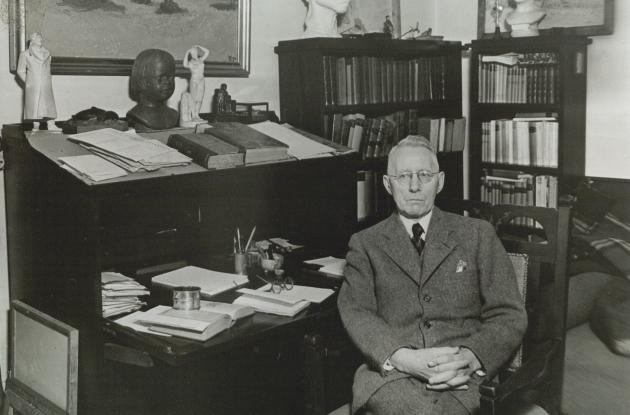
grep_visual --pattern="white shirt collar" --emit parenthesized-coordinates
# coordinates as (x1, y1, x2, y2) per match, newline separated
(399, 210, 433, 240)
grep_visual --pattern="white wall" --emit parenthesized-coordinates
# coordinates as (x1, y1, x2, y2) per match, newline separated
(433, 0, 630, 180)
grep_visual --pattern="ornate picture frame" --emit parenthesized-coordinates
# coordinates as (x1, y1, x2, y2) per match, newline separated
(8, 0, 251, 77)
(478, 0, 614, 39)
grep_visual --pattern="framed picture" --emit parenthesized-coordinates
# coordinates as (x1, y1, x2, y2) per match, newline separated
(338, 0, 401, 38)
(8, 0, 251, 77)
(478, 0, 614, 39)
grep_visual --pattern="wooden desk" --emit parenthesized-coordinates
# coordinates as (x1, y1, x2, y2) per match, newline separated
(2, 124, 359, 414)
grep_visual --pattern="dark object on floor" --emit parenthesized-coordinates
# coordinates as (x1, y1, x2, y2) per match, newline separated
(55, 106, 128, 134)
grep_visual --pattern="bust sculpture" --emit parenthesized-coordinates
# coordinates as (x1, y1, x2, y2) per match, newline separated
(126, 49, 179, 132)
(16, 32, 57, 123)
(505, 0, 546, 37)
(303, 0, 351, 38)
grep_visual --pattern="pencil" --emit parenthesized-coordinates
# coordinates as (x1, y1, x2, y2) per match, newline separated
(237, 227, 242, 252)
(244, 226, 256, 252)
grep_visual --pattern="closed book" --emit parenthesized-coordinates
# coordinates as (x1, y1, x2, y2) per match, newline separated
(152, 266, 248, 298)
(138, 305, 232, 341)
(204, 122, 289, 164)
(167, 133, 244, 169)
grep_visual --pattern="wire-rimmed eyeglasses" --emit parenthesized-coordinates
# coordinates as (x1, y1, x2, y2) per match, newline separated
(255, 272, 294, 294)
(387, 170, 440, 186)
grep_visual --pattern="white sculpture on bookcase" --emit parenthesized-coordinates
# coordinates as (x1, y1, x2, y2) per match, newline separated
(505, 0, 546, 37)
(303, 0, 351, 38)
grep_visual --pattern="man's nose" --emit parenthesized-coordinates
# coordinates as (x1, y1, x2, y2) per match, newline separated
(408, 174, 421, 191)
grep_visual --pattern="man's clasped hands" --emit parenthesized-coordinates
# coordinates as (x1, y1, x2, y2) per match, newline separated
(389, 346, 485, 390)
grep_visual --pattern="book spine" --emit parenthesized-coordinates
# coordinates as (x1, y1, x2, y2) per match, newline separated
(166, 135, 212, 169)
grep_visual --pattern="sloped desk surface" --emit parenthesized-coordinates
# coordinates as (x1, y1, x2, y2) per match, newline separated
(26, 129, 345, 187)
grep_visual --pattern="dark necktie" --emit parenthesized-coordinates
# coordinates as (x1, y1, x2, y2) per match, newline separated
(412, 223, 425, 254)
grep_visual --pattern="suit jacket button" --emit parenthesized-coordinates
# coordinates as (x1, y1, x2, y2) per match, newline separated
(423, 295, 432, 302)
(424, 320, 432, 328)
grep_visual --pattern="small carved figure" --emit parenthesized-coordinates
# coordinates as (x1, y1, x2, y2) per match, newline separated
(383, 15, 394, 36)
(179, 92, 196, 127)
(303, 0, 351, 38)
(16, 32, 57, 123)
(126, 49, 179, 132)
(211, 83, 231, 114)
(505, 0, 546, 37)
(183, 45, 209, 120)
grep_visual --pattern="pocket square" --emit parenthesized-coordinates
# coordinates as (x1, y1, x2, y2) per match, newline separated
(456, 259, 468, 273)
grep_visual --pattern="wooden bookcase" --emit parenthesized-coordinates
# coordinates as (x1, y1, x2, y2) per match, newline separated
(468, 36, 591, 208)
(275, 38, 464, 227)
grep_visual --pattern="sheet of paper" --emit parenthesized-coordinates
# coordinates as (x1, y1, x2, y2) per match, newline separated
(114, 309, 171, 336)
(304, 256, 346, 277)
(249, 121, 336, 159)
(58, 154, 128, 181)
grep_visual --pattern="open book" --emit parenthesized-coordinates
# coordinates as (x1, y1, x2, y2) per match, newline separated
(233, 284, 334, 317)
(135, 305, 246, 341)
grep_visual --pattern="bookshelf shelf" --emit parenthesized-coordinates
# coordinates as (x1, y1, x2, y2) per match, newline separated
(481, 162, 559, 175)
(276, 38, 463, 226)
(469, 36, 590, 209)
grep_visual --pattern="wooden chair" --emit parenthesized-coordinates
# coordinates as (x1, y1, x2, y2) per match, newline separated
(3, 300, 78, 415)
(441, 200, 571, 415)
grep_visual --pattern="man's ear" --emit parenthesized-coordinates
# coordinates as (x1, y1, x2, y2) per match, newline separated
(437, 171, 445, 194)
(383, 174, 393, 196)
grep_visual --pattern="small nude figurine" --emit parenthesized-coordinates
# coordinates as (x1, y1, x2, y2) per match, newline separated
(16, 32, 57, 123)
(303, 0, 351, 38)
(126, 49, 179, 132)
(183, 45, 209, 120)
(505, 0, 546, 37)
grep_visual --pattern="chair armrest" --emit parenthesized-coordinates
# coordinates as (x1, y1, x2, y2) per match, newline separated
(479, 338, 561, 402)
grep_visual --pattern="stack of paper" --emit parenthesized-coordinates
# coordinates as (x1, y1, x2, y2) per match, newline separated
(233, 284, 334, 317)
(59, 154, 128, 181)
(152, 266, 249, 298)
(304, 256, 346, 278)
(248, 121, 337, 160)
(68, 128, 192, 172)
(102, 272, 150, 318)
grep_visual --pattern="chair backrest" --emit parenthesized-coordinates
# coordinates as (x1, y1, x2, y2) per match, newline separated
(440, 199, 572, 415)
(440, 200, 571, 368)
(4, 300, 78, 415)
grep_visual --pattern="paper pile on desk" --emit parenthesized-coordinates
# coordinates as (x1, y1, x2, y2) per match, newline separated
(248, 121, 338, 160)
(233, 284, 334, 317)
(304, 256, 346, 278)
(59, 154, 128, 181)
(102, 272, 150, 318)
(68, 128, 191, 172)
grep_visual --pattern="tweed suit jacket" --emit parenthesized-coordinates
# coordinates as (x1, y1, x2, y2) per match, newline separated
(337, 207, 528, 413)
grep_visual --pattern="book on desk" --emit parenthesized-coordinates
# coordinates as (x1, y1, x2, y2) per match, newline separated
(204, 122, 290, 164)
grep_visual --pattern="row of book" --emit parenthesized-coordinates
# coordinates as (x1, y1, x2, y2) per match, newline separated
(325, 110, 466, 159)
(477, 52, 559, 104)
(357, 170, 391, 221)
(480, 171, 558, 209)
(322, 55, 448, 106)
(481, 118, 558, 167)
(167, 121, 345, 170)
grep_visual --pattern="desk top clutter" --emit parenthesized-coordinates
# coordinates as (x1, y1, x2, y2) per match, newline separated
(26, 119, 351, 185)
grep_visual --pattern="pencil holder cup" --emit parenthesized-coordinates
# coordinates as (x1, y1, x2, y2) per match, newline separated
(234, 252, 247, 275)
(173, 286, 201, 311)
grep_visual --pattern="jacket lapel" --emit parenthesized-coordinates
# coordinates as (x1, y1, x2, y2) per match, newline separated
(420, 207, 456, 286)
(380, 213, 422, 285)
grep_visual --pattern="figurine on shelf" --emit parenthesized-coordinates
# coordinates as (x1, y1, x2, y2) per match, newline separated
(302, 0, 351, 38)
(505, 0, 546, 37)
(16, 32, 57, 127)
(179, 92, 196, 127)
(211, 83, 231, 114)
(383, 15, 395, 37)
(126, 49, 179, 132)
(183, 45, 209, 121)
